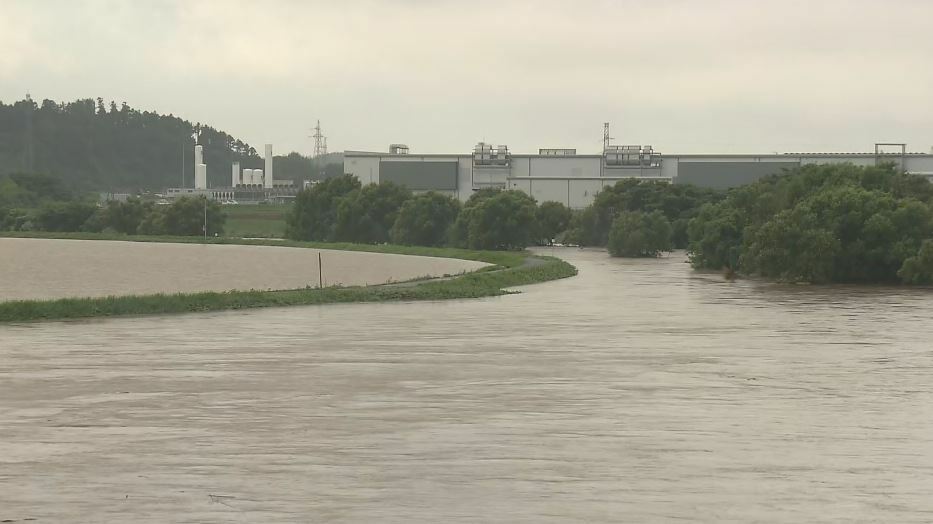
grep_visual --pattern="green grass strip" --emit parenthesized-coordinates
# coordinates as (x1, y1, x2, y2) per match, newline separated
(0, 233, 576, 323)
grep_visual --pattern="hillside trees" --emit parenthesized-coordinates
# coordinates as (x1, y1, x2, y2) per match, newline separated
(0, 97, 264, 191)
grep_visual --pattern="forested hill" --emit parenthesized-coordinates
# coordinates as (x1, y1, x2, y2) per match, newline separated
(0, 97, 335, 191)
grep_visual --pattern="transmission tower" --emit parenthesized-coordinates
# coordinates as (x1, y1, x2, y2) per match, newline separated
(24, 93, 35, 172)
(602, 122, 613, 152)
(311, 120, 328, 158)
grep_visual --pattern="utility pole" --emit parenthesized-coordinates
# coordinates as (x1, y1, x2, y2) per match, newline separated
(203, 198, 208, 239)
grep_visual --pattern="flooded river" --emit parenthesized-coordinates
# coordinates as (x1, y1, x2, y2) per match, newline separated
(2, 248, 933, 522)
(0, 238, 487, 301)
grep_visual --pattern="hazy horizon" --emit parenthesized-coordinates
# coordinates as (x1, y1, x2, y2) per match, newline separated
(2, 0, 931, 156)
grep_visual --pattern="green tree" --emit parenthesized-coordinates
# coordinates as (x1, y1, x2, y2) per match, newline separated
(571, 179, 721, 248)
(687, 163, 933, 283)
(99, 198, 152, 234)
(463, 190, 538, 250)
(33, 201, 98, 232)
(607, 210, 672, 257)
(449, 188, 503, 247)
(536, 201, 572, 244)
(285, 175, 361, 241)
(898, 240, 933, 284)
(333, 182, 411, 243)
(390, 191, 461, 246)
(138, 197, 224, 236)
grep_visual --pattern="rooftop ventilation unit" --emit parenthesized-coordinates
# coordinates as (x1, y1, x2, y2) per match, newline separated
(473, 142, 510, 167)
(389, 144, 410, 155)
(604, 145, 661, 168)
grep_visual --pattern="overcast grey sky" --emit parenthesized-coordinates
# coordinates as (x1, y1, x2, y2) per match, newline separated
(1, 0, 931, 155)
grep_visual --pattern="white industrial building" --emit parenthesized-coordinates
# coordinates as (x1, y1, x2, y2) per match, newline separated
(167, 143, 298, 203)
(344, 141, 933, 209)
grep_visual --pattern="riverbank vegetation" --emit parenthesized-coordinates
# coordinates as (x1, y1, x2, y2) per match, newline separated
(0, 235, 577, 323)
(687, 163, 933, 284)
(607, 210, 673, 257)
(286, 176, 561, 250)
(562, 179, 723, 253)
(1, 172, 225, 235)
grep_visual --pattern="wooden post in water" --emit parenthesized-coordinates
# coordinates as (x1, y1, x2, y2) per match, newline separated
(318, 252, 323, 288)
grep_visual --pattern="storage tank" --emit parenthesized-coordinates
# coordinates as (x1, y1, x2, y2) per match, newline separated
(254, 169, 264, 187)
(232, 162, 240, 187)
(243, 169, 254, 186)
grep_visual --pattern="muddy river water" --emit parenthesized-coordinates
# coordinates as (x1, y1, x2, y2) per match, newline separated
(0, 238, 488, 301)
(2, 248, 933, 522)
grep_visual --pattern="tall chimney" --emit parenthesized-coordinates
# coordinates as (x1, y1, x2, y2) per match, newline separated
(264, 144, 274, 189)
(232, 162, 240, 187)
(195, 163, 207, 189)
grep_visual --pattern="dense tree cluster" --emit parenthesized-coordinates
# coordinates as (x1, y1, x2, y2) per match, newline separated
(564, 179, 722, 249)
(687, 163, 933, 283)
(607, 210, 673, 257)
(286, 176, 565, 250)
(0, 96, 339, 191)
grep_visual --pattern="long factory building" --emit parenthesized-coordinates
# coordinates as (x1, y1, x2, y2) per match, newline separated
(344, 142, 933, 209)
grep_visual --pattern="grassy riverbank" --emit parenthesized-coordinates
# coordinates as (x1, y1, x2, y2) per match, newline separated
(0, 233, 576, 323)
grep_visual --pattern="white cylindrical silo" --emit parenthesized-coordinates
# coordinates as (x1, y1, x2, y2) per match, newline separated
(254, 169, 263, 187)
(195, 163, 207, 189)
(264, 144, 274, 189)
(243, 169, 253, 186)
(232, 162, 240, 187)
(194, 145, 203, 167)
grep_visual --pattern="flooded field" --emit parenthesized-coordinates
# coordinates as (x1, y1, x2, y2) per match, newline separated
(0, 238, 488, 301)
(2, 248, 933, 522)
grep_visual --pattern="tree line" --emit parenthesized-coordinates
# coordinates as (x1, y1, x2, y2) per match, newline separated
(0, 172, 224, 235)
(285, 175, 574, 249)
(0, 96, 339, 191)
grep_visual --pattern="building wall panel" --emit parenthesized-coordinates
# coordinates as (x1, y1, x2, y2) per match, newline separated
(379, 160, 458, 190)
(676, 161, 799, 189)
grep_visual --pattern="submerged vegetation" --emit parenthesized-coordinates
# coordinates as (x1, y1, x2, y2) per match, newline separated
(687, 163, 933, 284)
(0, 234, 577, 323)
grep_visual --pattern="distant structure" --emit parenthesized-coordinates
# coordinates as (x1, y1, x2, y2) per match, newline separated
(312, 120, 328, 158)
(344, 129, 933, 209)
(264, 144, 274, 188)
(194, 144, 207, 189)
(165, 142, 297, 204)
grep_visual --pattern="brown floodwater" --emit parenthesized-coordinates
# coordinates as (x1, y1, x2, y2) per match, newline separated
(0, 238, 488, 301)
(2, 248, 933, 522)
